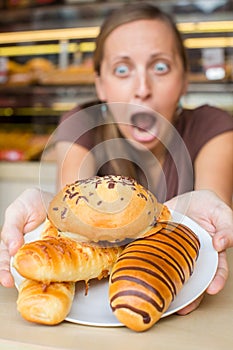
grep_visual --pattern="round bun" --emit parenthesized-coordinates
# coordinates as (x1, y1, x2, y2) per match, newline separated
(48, 175, 162, 242)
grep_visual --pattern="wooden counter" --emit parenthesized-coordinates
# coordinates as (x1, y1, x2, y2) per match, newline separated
(0, 249, 232, 350)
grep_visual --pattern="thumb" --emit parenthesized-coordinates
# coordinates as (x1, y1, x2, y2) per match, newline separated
(213, 228, 233, 252)
(1, 205, 26, 256)
(1, 224, 25, 257)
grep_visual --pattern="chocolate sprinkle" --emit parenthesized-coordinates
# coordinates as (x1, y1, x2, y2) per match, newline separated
(61, 207, 67, 220)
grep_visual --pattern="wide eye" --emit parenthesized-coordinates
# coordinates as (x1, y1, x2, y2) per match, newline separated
(153, 61, 169, 74)
(114, 64, 129, 76)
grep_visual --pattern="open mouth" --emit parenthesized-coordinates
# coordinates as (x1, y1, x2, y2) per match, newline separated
(130, 112, 158, 143)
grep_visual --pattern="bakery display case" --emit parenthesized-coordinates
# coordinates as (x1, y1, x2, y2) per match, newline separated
(0, 1, 232, 160)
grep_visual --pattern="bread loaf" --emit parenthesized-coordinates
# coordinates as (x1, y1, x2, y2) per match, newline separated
(13, 236, 124, 283)
(47, 175, 166, 242)
(17, 279, 75, 325)
(109, 221, 200, 331)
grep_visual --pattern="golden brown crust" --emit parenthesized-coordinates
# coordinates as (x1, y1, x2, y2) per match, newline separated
(47, 175, 161, 242)
(17, 279, 75, 325)
(40, 218, 59, 238)
(13, 236, 124, 283)
(109, 221, 200, 332)
(14, 176, 173, 326)
(157, 203, 172, 222)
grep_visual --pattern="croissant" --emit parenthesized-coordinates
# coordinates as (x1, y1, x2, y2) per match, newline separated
(109, 221, 200, 332)
(13, 236, 124, 283)
(17, 279, 75, 325)
(40, 218, 60, 238)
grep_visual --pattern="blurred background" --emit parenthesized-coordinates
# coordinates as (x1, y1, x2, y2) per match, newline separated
(0, 0, 232, 224)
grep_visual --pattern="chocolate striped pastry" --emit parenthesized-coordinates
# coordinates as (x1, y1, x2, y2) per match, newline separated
(109, 221, 200, 332)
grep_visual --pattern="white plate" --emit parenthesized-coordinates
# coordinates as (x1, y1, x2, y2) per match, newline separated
(11, 211, 218, 327)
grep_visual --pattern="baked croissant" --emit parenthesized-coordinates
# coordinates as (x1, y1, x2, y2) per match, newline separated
(13, 236, 124, 283)
(109, 221, 200, 332)
(17, 279, 75, 325)
(40, 218, 60, 238)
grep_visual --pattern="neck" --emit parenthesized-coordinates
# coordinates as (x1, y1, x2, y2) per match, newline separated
(151, 141, 167, 165)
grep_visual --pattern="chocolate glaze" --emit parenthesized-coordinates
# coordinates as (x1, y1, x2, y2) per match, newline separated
(110, 277, 165, 311)
(110, 222, 200, 325)
(144, 237, 194, 275)
(119, 247, 185, 283)
(111, 301, 151, 324)
(112, 260, 177, 298)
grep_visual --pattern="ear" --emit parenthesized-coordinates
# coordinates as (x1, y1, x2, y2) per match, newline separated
(95, 74, 107, 101)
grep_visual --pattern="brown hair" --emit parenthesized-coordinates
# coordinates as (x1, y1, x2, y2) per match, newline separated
(94, 2, 188, 75)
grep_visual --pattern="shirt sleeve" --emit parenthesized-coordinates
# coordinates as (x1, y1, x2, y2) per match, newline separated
(176, 105, 233, 161)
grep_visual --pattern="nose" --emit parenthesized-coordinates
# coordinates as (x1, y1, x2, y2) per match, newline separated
(134, 71, 152, 101)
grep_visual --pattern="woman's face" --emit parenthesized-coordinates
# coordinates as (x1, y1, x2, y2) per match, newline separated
(95, 19, 188, 151)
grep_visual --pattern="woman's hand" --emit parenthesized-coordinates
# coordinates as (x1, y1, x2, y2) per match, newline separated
(165, 190, 233, 315)
(0, 188, 52, 287)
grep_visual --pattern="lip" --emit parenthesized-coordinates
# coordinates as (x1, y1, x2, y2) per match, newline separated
(130, 112, 159, 143)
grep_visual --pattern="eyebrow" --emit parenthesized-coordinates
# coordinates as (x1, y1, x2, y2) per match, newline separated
(111, 55, 131, 61)
(109, 52, 174, 66)
(150, 52, 172, 59)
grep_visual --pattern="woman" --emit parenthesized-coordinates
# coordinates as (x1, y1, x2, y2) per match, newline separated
(0, 3, 233, 316)
(53, 3, 233, 206)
